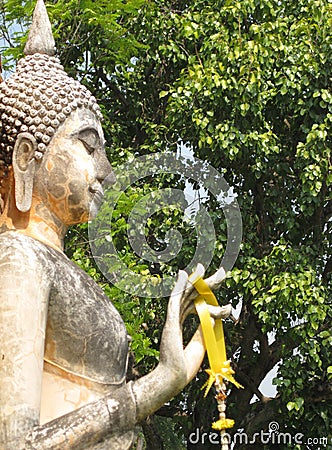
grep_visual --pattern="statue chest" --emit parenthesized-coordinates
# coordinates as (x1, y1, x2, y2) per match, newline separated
(40, 244, 130, 425)
(44, 250, 129, 386)
(0, 232, 130, 429)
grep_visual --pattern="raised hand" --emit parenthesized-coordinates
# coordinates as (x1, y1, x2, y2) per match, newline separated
(132, 264, 231, 422)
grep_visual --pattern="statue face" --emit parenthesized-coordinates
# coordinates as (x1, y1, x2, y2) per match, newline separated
(33, 108, 114, 225)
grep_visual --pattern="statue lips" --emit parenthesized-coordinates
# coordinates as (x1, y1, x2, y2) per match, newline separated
(89, 184, 105, 217)
(92, 188, 104, 204)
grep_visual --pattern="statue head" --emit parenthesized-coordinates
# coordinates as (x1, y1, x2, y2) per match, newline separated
(0, 54, 102, 165)
(0, 0, 112, 224)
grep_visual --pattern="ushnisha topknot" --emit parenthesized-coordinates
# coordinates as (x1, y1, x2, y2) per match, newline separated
(0, 0, 103, 170)
(24, 0, 56, 56)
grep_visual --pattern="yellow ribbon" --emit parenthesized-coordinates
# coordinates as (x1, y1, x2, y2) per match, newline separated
(189, 273, 243, 396)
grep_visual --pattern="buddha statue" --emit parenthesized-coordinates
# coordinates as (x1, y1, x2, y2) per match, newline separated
(0, 1, 229, 448)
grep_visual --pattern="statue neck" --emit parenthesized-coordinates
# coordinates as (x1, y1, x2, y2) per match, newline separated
(0, 172, 67, 252)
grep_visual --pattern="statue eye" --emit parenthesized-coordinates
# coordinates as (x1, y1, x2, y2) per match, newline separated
(78, 128, 100, 154)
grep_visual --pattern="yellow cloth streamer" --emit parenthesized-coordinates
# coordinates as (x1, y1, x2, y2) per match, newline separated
(189, 274, 243, 396)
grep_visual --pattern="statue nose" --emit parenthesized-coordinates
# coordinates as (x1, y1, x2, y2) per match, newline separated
(104, 170, 116, 186)
(96, 151, 116, 185)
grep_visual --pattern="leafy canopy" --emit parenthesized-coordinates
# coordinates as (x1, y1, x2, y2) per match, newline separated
(1, 0, 331, 448)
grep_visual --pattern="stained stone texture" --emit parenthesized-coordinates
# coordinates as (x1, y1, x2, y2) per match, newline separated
(0, 232, 134, 450)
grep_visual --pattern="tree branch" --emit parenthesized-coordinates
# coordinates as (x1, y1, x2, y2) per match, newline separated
(95, 67, 130, 109)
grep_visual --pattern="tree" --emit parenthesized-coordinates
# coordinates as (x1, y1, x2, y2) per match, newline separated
(1, 0, 331, 448)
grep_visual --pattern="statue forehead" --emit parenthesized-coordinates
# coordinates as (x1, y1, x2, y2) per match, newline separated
(71, 108, 103, 129)
(51, 108, 104, 137)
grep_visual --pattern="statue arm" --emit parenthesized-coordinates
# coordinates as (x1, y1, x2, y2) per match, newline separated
(0, 249, 50, 448)
(16, 266, 227, 449)
(23, 384, 137, 450)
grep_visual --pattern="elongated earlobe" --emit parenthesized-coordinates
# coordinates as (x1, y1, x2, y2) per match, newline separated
(12, 132, 37, 212)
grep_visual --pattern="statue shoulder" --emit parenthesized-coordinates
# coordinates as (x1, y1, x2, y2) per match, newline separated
(0, 232, 55, 281)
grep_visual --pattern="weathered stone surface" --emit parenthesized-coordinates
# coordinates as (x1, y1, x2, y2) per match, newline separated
(0, 232, 136, 449)
(24, 0, 55, 56)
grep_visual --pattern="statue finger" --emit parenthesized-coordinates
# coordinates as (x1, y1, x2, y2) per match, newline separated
(168, 270, 189, 318)
(180, 263, 206, 315)
(186, 266, 227, 302)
